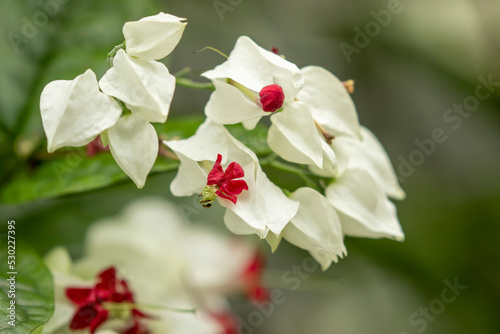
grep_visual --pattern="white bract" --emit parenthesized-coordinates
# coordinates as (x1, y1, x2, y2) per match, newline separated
(326, 168, 404, 241)
(202, 36, 336, 171)
(331, 126, 406, 200)
(123, 12, 187, 61)
(40, 69, 122, 153)
(106, 113, 159, 189)
(40, 12, 188, 189)
(99, 49, 176, 123)
(164, 120, 299, 239)
(282, 187, 347, 270)
(297, 65, 361, 139)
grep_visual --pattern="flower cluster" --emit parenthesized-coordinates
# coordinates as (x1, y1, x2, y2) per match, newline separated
(165, 36, 405, 270)
(43, 199, 264, 334)
(40, 12, 405, 277)
(40, 13, 186, 188)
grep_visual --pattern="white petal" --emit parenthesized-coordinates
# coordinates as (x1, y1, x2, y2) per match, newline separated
(265, 232, 282, 252)
(99, 49, 175, 123)
(224, 209, 268, 239)
(297, 66, 361, 138)
(268, 102, 324, 168)
(202, 36, 303, 99)
(284, 187, 346, 271)
(40, 69, 121, 153)
(326, 169, 404, 241)
(204, 79, 266, 127)
(332, 126, 405, 199)
(123, 12, 187, 61)
(255, 167, 299, 235)
(107, 113, 158, 188)
(169, 152, 207, 197)
(220, 164, 268, 237)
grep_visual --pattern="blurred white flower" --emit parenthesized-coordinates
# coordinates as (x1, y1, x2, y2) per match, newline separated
(40, 69, 122, 153)
(164, 120, 299, 239)
(43, 198, 264, 334)
(202, 36, 336, 171)
(123, 12, 187, 61)
(99, 49, 176, 123)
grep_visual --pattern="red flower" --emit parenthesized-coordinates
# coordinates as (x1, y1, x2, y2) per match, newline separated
(259, 84, 285, 112)
(207, 154, 248, 204)
(66, 267, 149, 334)
(242, 252, 270, 303)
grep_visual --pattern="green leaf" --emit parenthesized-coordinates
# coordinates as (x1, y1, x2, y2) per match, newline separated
(0, 152, 179, 204)
(0, 244, 54, 333)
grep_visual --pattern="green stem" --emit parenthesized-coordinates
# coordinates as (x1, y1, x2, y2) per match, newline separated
(176, 77, 215, 90)
(107, 42, 126, 68)
(267, 160, 319, 190)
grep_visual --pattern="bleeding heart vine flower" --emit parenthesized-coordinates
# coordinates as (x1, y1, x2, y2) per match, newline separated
(201, 36, 336, 171)
(164, 120, 299, 239)
(319, 126, 405, 240)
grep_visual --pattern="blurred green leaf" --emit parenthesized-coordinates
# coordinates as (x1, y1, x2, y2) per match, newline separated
(0, 152, 179, 204)
(0, 245, 54, 333)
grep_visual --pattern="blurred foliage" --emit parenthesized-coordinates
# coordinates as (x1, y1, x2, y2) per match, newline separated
(0, 0, 499, 333)
(0, 245, 54, 333)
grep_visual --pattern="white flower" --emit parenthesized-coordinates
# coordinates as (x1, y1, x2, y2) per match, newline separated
(123, 12, 187, 61)
(202, 36, 336, 171)
(40, 69, 122, 153)
(106, 113, 158, 189)
(164, 120, 299, 239)
(282, 187, 347, 271)
(325, 168, 404, 241)
(42, 198, 260, 334)
(99, 49, 176, 123)
(331, 126, 406, 200)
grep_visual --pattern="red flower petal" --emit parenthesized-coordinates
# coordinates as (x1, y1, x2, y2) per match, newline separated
(224, 162, 245, 179)
(69, 304, 99, 330)
(89, 307, 109, 334)
(219, 179, 248, 203)
(66, 288, 92, 304)
(207, 154, 224, 185)
(216, 189, 238, 204)
(259, 84, 285, 112)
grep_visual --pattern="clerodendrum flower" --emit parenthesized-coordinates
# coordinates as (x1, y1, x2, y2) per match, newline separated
(201, 36, 336, 171)
(39, 12, 186, 189)
(164, 120, 299, 239)
(322, 126, 406, 241)
(291, 64, 405, 241)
